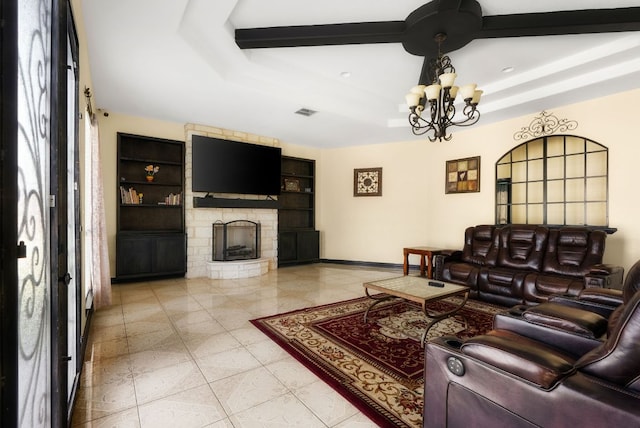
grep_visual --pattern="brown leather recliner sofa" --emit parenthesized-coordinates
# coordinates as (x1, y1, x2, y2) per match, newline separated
(492, 257, 640, 359)
(434, 224, 623, 306)
(423, 286, 640, 427)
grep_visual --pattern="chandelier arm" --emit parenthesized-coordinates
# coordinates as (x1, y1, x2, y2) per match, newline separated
(452, 110, 481, 127)
(409, 111, 435, 136)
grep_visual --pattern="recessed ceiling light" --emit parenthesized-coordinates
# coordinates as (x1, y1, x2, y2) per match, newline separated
(340, 71, 352, 78)
(502, 66, 515, 73)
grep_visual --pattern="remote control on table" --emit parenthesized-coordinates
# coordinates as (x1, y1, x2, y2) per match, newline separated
(428, 281, 445, 288)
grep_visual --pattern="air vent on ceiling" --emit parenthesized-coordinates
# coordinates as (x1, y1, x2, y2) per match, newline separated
(295, 108, 317, 117)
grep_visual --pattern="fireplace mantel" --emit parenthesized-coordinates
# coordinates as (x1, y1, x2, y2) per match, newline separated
(193, 196, 280, 209)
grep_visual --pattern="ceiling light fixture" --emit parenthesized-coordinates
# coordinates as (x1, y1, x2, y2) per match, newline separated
(405, 33, 482, 142)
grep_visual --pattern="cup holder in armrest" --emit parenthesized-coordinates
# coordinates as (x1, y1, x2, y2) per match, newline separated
(443, 338, 463, 349)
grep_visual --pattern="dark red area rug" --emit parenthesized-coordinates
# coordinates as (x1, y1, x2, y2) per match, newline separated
(250, 295, 504, 427)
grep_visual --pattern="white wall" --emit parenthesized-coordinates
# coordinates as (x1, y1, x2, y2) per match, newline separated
(318, 89, 640, 274)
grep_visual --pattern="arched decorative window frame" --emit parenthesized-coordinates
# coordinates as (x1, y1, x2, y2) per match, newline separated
(495, 134, 615, 233)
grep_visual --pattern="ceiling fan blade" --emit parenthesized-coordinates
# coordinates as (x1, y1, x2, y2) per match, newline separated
(477, 7, 640, 39)
(235, 21, 405, 49)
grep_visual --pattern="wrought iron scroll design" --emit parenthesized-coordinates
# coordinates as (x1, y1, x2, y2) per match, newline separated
(513, 111, 578, 140)
(17, 0, 52, 426)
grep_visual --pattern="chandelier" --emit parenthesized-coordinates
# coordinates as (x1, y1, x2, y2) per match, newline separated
(405, 33, 482, 142)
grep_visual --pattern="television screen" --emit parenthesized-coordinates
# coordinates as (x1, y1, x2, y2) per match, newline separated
(191, 135, 282, 195)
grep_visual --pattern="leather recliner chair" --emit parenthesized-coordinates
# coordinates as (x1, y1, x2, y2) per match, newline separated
(492, 259, 640, 358)
(423, 288, 640, 427)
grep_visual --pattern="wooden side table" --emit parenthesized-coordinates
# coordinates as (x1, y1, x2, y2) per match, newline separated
(403, 246, 444, 278)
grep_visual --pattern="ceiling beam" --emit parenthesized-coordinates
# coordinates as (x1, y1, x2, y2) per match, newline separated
(235, 21, 405, 49)
(478, 7, 640, 39)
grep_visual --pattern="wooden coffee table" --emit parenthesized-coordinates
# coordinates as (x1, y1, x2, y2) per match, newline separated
(363, 276, 470, 346)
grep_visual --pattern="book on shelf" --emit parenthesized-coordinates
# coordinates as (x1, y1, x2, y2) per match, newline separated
(119, 187, 181, 206)
(120, 186, 140, 204)
(164, 192, 182, 206)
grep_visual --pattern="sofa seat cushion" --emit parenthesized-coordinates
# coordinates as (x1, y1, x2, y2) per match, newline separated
(442, 262, 480, 290)
(478, 267, 527, 306)
(524, 273, 584, 304)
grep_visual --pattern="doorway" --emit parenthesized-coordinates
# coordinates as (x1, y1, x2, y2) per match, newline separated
(1, 0, 81, 426)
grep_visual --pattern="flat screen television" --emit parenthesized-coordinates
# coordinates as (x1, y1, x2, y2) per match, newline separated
(191, 135, 282, 195)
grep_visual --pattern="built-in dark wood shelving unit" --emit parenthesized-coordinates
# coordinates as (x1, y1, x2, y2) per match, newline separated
(116, 133, 186, 280)
(278, 156, 319, 266)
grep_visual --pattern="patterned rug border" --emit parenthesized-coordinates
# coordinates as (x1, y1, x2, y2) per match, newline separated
(250, 297, 394, 426)
(250, 295, 502, 427)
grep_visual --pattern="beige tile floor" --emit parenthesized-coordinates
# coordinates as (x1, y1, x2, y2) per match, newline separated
(72, 263, 399, 427)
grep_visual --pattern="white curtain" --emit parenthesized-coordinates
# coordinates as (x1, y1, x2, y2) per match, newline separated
(87, 113, 112, 308)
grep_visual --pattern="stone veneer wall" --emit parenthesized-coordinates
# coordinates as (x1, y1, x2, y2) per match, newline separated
(184, 123, 280, 278)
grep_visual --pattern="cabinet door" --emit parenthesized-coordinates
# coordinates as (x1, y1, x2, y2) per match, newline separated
(116, 235, 153, 276)
(153, 234, 186, 274)
(278, 232, 298, 262)
(297, 230, 319, 262)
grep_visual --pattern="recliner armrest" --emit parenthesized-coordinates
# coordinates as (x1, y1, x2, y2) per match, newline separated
(437, 249, 461, 260)
(549, 290, 622, 318)
(522, 303, 608, 338)
(585, 264, 624, 289)
(433, 250, 462, 280)
(493, 308, 603, 358)
(577, 288, 624, 306)
(459, 330, 576, 389)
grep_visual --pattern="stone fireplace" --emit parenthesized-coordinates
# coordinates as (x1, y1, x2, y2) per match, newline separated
(212, 220, 260, 261)
(184, 123, 279, 279)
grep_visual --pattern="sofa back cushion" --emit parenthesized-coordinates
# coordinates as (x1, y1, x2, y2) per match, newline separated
(462, 225, 499, 266)
(542, 228, 605, 277)
(497, 225, 548, 271)
(577, 290, 640, 392)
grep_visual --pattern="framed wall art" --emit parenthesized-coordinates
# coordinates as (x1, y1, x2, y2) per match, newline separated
(354, 167, 382, 197)
(446, 156, 480, 194)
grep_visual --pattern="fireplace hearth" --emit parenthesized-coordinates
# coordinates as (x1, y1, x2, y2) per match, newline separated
(212, 220, 260, 261)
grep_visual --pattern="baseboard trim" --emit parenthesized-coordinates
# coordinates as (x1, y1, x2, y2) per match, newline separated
(320, 259, 403, 270)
